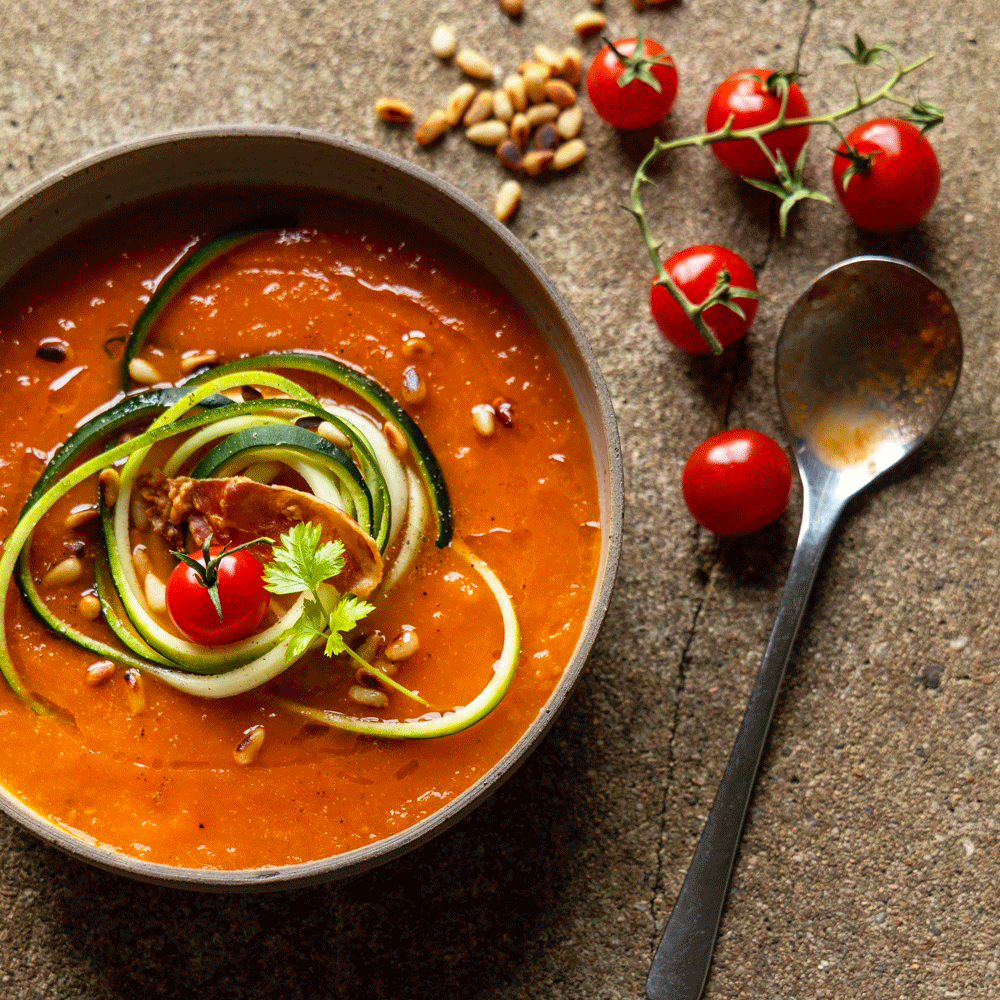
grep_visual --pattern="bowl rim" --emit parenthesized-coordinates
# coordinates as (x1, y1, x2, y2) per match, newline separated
(0, 124, 624, 891)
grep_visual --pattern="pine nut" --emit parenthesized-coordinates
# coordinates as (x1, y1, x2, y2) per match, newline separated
(180, 349, 219, 373)
(572, 10, 606, 35)
(348, 685, 389, 708)
(401, 331, 433, 358)
(552, 138, 588, 170)
(65, 503, 100, 529)
(384, 628, 420, 661)
(234, 725, 266, 765)
(557, 104, 584, 140)
(504, 74, 528, 112)
(355, 665, 383, 688)
(444, 83, 477, 126)
(560, 47, 583, 86)
(36, 338, 71, 363)
(355, 633, 383, 661)
(128, 357, 162, 385)
(130, 492, 150, 530)
(145, 573, 167, 613)
(43, 556, 82, 589)
(522, 149, 554, 176)
(401, 366, 427, 404)
(430, 23, 457, 59)
(375, 97, 414, 124)
(472, 402, 497, 435)
(415, 109, 449, 145)
(535, 122, 559, 152)
(85, 660, 116, 687)
(521, 64, 550, 104)
(510, 112, 531, 150)
(374, 657, 398, 676)
(545, 79, 577, 108)
(100, 468, 120, 508)
(525, 102, 560, 127)
(317, 420, 352, 448)
(383, 420, 409, 456)
(78, 593, 102, 621)
(123, 668, 146, 714)
(466, 120, 508, 147)
(534, 44, 563, 72)
(496, 139, 523, 171)
(494, 180, 522, 223)
(496, 0, 524, 14)
(132, 545, 151, 582)
(493, 90, 514, 123)
(462, 90, 495, 127)
(455, 49, 494, 81)
(493, 397, 515, 427)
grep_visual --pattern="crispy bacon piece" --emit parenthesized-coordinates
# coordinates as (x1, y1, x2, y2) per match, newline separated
(135, 472, 382, 596)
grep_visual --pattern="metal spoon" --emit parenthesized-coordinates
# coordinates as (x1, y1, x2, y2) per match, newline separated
(646, 256, 962, 1000)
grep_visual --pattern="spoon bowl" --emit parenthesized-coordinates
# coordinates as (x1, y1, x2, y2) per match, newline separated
(647, 257, 962, 1000)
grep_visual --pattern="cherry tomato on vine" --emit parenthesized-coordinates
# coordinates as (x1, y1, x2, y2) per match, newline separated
(649, 245, 759, 354)
(831, 118, 940, 233)
(682, 429, 792, 536)
(705, 68, 810, 180)
(166, 543, 270, 645)
(586, 32, 678, 130)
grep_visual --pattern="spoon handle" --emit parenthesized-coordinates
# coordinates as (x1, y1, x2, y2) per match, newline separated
(646, 498, 839, 1000)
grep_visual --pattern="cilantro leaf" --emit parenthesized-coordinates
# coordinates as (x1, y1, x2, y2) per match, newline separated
(279, 598, 329, 664)
(323, 594, 376, 658)
(263, 521, 345, 595)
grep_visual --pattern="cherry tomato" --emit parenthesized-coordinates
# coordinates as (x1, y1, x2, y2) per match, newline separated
(705, 68, 810, 180)
(586, 34, 678, 130)
(165, 544, 270, 645)
(649, 245, 759, 353)
(831, 118, 940, 233)
(682, 429, 791, 536)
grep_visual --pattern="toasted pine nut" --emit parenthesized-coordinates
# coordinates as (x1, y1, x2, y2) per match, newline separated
(401, 331, 433, 358)
(552, 137, 587, 170)
(132, 544, 151, 582)
(494, 180, 523, 223)
(36, 338, 71, 363)
(383, 420, 409, 456)
(43, 556, 82, 589)
(466, 120, 508, 147)
(65, 503, 100, 529)
(348, 685, 389, 708)
(572, 10, 606, 35)
(374, 657, 398, 676)
(234, 725, 266, 765)
(317, 420, 352, 448)
(180, 349, 219, 373)
(385, 628, 420, 661)
(472, 402, 497, 435)
(496, 139, 523, 171)
(130, 492, 150, 530)
(535, 122, 559, 152)
(463, 90, 495, 126)
(510, 112, 531, 150)
(493, 397, 515, 427)
(355, 665, 383, 688)
(503, 74, 528, 112)
(444, 82, 477, 126)
(123, 668, 146, 714)
(521, 63, 550, 104)
(415, 109, 450, 145)
(128, 357, 161, 385)
(493, 90, 514, 123)
(430, 23, 457, 59)
(78, 593, 102, 622)
(145, 573, 167, 613)
(534, 44, 563, 72)
(99, 467, 120, 508)
(496, 0, 524, 13)
(525, 102, 560, 127)
(557, 104, 584, 140)
(355, 633, 383, 662)
(375, 97, 414, 124)
(522, 149, 555, 176)
(85, 660, 116, 686)
(560, 47, 583, 86)
(545, 79, 577, 108)
(455, 49, 494, 80)
(401, 366, 427, 405)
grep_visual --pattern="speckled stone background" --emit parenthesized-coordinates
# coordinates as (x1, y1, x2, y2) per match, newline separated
(2, 1, 998, 998)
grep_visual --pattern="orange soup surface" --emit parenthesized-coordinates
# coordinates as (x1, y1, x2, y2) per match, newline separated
(0, 191, 601, 869)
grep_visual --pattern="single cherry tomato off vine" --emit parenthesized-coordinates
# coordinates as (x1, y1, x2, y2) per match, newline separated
(832, 117, 940, 233)
(650, 245, 758, 353)
(705, 68, 811, 180)
(586, 33, 678, 130)
(682, 429, 792, 536)
(166, 543, 271, 645)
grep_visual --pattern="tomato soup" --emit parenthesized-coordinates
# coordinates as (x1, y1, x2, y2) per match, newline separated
(0, 190, 601, 870)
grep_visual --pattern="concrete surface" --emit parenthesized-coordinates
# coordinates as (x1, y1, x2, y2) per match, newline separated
(2, 1, 998, 998)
